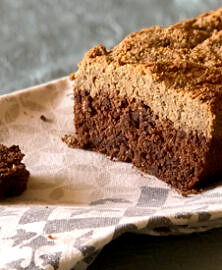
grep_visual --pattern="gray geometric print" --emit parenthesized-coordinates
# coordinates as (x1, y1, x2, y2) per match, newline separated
(1, 182, 222, 269)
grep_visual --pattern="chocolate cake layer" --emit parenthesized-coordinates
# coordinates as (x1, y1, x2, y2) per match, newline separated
(73, 88, 218, 192)
(0, 144, 29, 198)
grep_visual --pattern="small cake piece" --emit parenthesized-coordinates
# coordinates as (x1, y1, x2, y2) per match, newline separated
(71, 8, 222, 193)
(0, 144, 29, 198)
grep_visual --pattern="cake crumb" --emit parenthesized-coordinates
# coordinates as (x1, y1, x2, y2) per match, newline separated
(69, 73, 76, 81)
(62, 134, 79, 148)
(48, 234, 55, 240)
(40, 115, 52, 123)
(40, 115, 47, 121)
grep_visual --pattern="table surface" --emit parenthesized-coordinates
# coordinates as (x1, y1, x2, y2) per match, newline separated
(1, 1, 222, 269)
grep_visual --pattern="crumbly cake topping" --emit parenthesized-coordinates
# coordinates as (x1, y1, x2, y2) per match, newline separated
(84, 8, 222, 95)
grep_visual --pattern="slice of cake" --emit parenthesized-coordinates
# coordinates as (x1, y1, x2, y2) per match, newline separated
(70, 8, 222, 193)
(0, 144, 29, 198)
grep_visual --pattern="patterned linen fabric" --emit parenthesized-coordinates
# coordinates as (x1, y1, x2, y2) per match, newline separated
(0, 78, 222, 270)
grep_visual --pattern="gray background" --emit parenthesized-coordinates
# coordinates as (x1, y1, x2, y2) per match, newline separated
(1, 0, 221, 94)
(1, 0, 222, 269)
